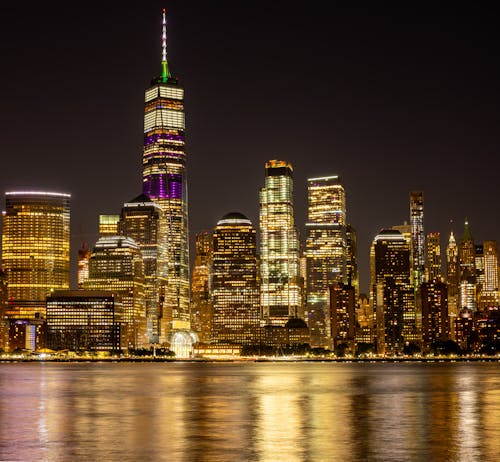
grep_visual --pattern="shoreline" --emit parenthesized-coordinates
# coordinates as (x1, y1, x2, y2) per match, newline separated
(1, 356, 499, 363)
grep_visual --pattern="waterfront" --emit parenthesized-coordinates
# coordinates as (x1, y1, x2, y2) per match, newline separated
(0, 363, 499, 461)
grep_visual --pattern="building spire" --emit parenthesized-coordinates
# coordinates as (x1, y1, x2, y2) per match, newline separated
(161, 8, 171, 82)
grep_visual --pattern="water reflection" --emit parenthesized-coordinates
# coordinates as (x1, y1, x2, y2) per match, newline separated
(0, 362, 498, 461)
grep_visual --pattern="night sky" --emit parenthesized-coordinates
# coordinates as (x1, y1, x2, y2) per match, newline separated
(1, 2, 499, 292)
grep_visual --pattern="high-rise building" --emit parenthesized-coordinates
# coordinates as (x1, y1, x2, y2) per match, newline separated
(0, 269, 8, 351)
(446, 230, 460, 320)
(118, 194, 167, 343)
(330, 282, 356, 351)
(212, 213, 260, 345)
(421, 280, 449, 350)
(78, 241, 91, 288)
(1, 191, 70, 320)
(426, 232, 442, 282)
(459, 220, 476, 311)
(83, 236, 145, 349)
(259, 160, 300, 326)
(481, 240, 499, 308)
(305, 175, 347, 347)
(190, 231, 213, 342)
(346, 224, 359, 296)
(371, 229, 413, 355)
(142, 9, 189, 332)
(410, 191, 425, 289)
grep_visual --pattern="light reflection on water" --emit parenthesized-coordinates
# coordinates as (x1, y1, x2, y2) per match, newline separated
(0, 362, 499, 461)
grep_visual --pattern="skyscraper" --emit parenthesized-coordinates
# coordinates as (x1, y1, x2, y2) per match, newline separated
(426, 232, 442, 282)
(410, 191, 425, 289)
(346, 224, 359, 296)
(259, 160, 300, 326)
(305, 175, 347, 347)
(371, 229, 413, 355)
(421, 280, 449, 350)
(142, 9, 189, 333)
(118, 194, 167, 343)
(212, 213, 260, 345)
(446, 229, 460, 319)
(459, 220, 476, 311)
(190, 231, 213, 342)
(84, 236, 145, 349)
(481, 240, 499, 308)
(1, 191, 70, 320)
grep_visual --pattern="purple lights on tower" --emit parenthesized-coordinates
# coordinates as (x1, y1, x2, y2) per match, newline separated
(143, 173, 183, 200)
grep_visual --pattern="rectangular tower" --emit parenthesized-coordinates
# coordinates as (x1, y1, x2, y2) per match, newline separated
(259, 160, 300, 326)
(305, 175, 347, 347)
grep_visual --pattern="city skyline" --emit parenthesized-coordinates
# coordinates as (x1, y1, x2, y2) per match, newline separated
(1, 3, 499, 293)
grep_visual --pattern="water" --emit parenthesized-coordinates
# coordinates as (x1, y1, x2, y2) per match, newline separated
(0, 362, 499, 462)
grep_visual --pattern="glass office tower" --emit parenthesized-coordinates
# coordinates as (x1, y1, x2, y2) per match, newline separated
(1, 191, 70, 319)
(142, 9, 189, 332)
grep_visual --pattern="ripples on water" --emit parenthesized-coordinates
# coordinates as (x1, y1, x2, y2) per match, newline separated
(0, 362, 499, 461)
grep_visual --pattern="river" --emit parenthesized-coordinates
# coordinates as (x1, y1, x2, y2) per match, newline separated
(0, 362, 499, 461)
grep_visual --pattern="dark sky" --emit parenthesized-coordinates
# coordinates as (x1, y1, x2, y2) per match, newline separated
(1, 2, 499, 292)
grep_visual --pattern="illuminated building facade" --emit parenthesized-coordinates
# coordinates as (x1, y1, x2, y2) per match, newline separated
(0, 270, 8, 351)
(371, 229, 413, 355)
(142, 9, 189, 333)
(259, 160, 300, 325)
(212, 213, 260, 345)
(78, 241, 91, 288)
(305, 175, 347, 347)
(46, 290, 122, 352)
(99, 215, 119, 237)
(346, 224, 359, 296)
(83, 236, 145, 349)
(118, 194, 167, 343)
(480, 240, 499, 308)
(190, 231, 213, 342)
(1, 191, 70, 320)
(329, 283, 356, 351)
(410, 191, 425, 289)
(446, 230, 460, 319)
(426, 232, 442, 282)
(459, 221, 476, 310)
(421, 280, 449, 350)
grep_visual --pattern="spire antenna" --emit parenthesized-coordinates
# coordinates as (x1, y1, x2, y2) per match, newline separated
(161, 8, 171, 82)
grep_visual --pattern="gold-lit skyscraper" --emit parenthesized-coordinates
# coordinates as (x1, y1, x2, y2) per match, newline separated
(1, 191, 70, 320)
(426, 232, 442, 282)
(260, 160, 300, 326)
(118, 194, 167, 344)
(446, 230, 460, 320)
(84, 236, 145, 349)
(458, 220, 476, 311)
(190, 231, 213, 342)
(480, 240, 499, 309)
(212, 213, 260, 345)
(142, 10, 190, 333)
(410, 191, 425, 289)
(305, 175, 347, 347)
